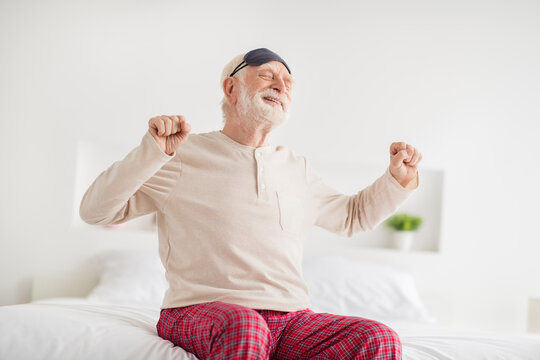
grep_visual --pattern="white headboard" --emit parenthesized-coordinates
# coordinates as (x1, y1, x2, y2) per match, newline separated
(31, 260, 100, 301)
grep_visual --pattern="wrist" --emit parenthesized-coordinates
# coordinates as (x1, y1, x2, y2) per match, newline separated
(402, 172, 419, 189)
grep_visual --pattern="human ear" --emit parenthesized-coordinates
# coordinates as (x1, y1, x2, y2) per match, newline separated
(223, 77, 238, 106)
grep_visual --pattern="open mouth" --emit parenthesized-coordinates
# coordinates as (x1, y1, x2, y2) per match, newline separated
(263, 96, 283, 107)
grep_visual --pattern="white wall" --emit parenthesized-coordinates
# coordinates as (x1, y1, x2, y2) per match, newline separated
(1, 0, 539, 334)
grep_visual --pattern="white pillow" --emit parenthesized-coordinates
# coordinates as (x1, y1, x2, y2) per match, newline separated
(87, 249, 168, 307)
(302, 255, 435, 323)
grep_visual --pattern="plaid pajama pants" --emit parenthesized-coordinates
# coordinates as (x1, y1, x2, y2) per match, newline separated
(156, 301, 401, 360)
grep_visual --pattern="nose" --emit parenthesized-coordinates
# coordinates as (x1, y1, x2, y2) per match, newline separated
(272, 78, 289, 97)
(272, 81, 284, 93)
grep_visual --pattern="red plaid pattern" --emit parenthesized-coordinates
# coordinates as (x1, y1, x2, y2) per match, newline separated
(156, 301, 401, 359)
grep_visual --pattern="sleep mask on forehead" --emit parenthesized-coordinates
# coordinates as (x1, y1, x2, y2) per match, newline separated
(229, 48, 291, 77)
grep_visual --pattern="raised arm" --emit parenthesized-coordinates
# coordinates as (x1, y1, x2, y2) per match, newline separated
(79, 115, 191, 225)
(307, 142, 422, 237)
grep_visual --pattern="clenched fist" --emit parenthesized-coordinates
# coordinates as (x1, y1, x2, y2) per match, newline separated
(148, 115, 191, 156)
(389, 142, 422, 189)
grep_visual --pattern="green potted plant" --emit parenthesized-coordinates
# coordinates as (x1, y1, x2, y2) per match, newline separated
(385, 213, 423, 251)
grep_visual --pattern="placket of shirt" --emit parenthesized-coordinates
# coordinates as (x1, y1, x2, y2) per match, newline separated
(254, 149, 269, 201)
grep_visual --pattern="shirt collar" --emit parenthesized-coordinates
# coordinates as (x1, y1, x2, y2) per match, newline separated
(214, 130, 274, 153)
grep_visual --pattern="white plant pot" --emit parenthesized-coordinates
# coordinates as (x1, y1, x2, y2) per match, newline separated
(391, 231, 414, 251)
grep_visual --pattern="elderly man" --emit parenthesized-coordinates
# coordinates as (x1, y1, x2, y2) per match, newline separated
(80, 48, 422, 360)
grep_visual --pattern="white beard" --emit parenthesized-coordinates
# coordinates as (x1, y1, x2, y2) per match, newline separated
(236, 84, 290, 127)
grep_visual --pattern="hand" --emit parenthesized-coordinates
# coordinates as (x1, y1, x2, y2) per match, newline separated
(148, 115, 191, 155)
(389, 142, 422, 188)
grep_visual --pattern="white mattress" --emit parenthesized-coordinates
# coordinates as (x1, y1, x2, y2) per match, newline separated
(1, 297, 539, 360)
(386, 319, 540, 360)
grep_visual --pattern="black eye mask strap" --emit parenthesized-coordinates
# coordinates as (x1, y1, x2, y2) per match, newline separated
(229, 61, 248, 77)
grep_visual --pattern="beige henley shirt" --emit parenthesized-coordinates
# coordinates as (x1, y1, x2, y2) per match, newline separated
(80, 130, 418, 312)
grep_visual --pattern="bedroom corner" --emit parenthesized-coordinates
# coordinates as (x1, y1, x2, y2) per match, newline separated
(1, 0, 540, 359)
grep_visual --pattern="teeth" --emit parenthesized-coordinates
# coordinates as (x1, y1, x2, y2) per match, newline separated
(264, 97, 281, 105)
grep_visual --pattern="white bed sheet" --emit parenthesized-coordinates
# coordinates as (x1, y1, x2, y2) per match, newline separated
(1, 297, 540, 360)
(0, 298, 196, 360)
(387, 319, 540, 360)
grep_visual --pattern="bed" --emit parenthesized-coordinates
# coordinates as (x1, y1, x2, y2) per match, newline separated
(1, 251, 539, 360)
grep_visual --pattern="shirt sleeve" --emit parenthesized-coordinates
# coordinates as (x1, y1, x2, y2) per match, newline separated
(305, 158, 419, 237)
(79, 130, 181, 225)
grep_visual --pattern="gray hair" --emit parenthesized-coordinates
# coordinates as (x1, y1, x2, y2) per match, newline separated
(220, 53, 247, 125)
